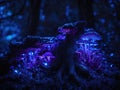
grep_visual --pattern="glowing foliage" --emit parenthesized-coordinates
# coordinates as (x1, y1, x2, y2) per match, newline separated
(0, 21, 20, 41)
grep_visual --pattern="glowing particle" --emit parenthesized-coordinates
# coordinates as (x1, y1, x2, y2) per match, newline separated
(14, 70, 18, 73)
(43, 62, 48, 66)
(28, 52, 34, 56)
(110, 64, 113, 67)
(6, 34, 16, 40)
(7, 11, 12, 16)
(110, 53, 114, 57)
(18, 15, 23, 19)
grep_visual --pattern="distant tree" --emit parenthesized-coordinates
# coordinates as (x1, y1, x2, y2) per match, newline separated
(77, 0, 94, 27)
(28, 0, 41, 35)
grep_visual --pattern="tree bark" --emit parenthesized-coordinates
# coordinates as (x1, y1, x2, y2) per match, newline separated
(28, 0, 41, 35)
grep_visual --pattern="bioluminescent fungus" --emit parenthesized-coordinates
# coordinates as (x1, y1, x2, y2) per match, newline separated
(11, 36, 60, 78)
(75, 29, 103, 69)
(39, 52, 56, 68)
(80, 29, 101, 42)
(58, 23, 77, 37)
(10, 44, 56, 82)
(16, 48, 41, 69)
(42, 41, 59, 51)
(56, 34, 66, 41)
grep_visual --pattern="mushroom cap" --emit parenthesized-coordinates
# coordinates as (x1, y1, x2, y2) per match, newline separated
(80, 31, 101, 42)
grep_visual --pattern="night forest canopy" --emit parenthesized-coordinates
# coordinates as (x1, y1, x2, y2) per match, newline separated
(0, 0, 120, 90)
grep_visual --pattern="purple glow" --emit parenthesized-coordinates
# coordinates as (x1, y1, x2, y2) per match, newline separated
(75, 30, 103, 69)
(42, 43, 59, 51)
(16, 48, 41, 69)
(15, 38, 58, 70)
(56, 34, 66, 41)
(39, 52, 56, 68)
(58, 24, 77, 37)
(80, 31, 101, 42)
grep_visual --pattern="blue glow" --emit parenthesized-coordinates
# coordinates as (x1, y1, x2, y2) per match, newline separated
(28, 52, 34, 56)
(43, 62, 48, 66)
(99, 18, 105, 24)
(7, 11, 12, 16)
(18, 15, 23, 19)
(75, 30, 103, 68)
(6, 34, 16, 40)
(14, 70, 18, 73)
(0, 0, 118, 88)
(39, 9, 45, 21)
(0, 6, 5, 10)
(65, 5, 70, 17)
(93, 11, 97, 16)
(110, 4, 114, 8)
(110, 53, 114, 57)
(110, 64, 113, 67)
